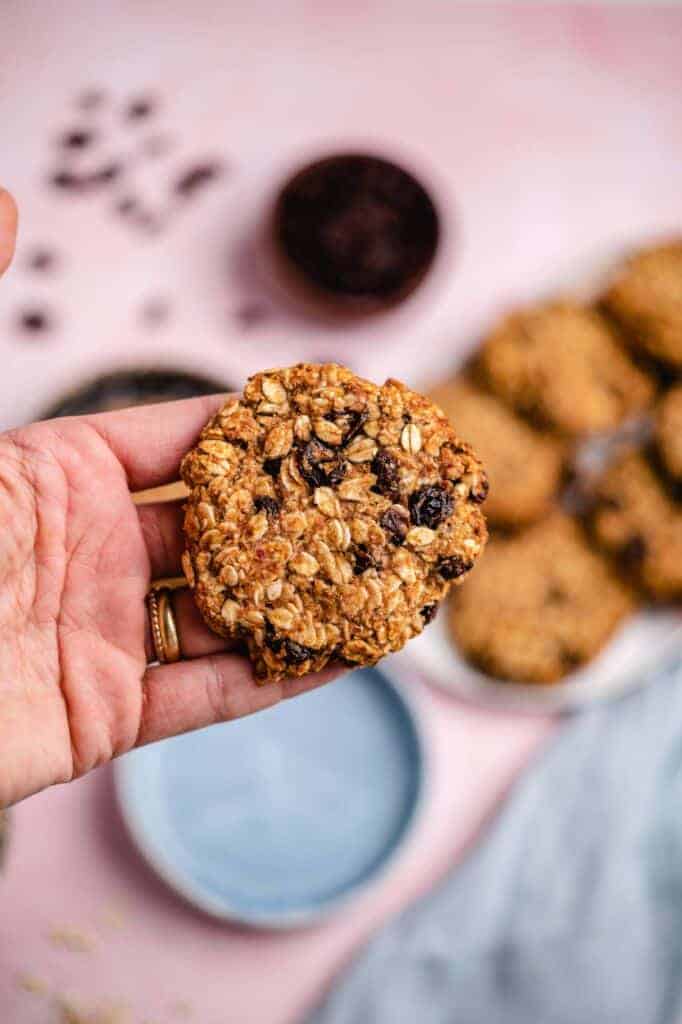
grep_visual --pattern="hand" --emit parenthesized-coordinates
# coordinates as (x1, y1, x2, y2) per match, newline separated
(0, 191, 339, 807)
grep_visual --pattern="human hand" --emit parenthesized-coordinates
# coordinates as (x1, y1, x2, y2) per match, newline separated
(0, 192, 339, 807)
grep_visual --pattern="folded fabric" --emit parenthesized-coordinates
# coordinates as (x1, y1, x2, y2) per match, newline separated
(308, 653, 682, 1024)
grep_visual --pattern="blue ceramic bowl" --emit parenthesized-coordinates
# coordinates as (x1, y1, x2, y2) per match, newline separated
(114, 666, 425, 928)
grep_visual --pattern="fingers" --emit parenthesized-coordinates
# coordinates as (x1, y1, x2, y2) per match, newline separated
(138, 501, 185, 579)
(144, 586, 236, 662)
(136, 654, 343, 747)
(0, 188, 18, 276)
(81, 392, 235, 491)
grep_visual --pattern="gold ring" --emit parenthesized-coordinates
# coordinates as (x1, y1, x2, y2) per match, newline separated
(147, 586, 181, 664)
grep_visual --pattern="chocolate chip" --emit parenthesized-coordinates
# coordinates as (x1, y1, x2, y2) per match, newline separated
(297, 439, 347, 489)
(27, 248, 57, 273)
(61, 129, 94, 150)
(420, 603, 438, 624)
(115, 196, 138, 216)
(263, 457, 283, 478)
(621, 534, 647, 568)
(254, 495, 280, 518)
(409, 484, 453, 529)
(599, 494, 623, 511)
(371, 449, 400, 499)
(469, 475, 489, 505)
(174, 161, 223, 198)
(438, 555, 473, 580)
(18, 309, 51, 334)
(50, 169, 82, 191)
(126, 97, 155, 120)
(91, 162, 122, 185)
(380, 504, 409, 545)
(353, 545, 379, 575)
(283, 639, 315, 666)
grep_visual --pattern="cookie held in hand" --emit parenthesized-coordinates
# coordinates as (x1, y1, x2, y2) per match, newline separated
(181, 363, 487, 681)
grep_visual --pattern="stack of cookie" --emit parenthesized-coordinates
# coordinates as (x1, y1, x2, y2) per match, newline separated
(432, 240, 682, 685)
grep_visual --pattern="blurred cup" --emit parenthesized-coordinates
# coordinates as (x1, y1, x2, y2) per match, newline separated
(256, 141, 456, 330)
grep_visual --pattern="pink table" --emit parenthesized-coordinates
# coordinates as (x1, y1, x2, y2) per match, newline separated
(2, 4, 681, 1021)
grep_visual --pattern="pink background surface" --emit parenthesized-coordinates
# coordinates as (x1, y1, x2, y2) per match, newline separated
(1, 3, 682, 1021)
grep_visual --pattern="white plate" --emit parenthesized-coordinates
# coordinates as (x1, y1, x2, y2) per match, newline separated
(395, 608, 682, 715)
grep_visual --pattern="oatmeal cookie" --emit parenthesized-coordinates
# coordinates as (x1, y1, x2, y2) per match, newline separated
(449, 513, 635, 685)
(181, 363, 488, 681)
(602, 240, 682, 370)
(429, 378, 565, 527)
(477, 300, 655, 435)
(589, 449, 682, 601)
(655, 385, 682, 482)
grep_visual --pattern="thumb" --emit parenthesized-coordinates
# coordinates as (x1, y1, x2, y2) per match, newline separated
(0, 188, 18, 277)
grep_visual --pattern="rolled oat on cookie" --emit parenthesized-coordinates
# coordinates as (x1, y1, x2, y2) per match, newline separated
(180, 362, 487, 681)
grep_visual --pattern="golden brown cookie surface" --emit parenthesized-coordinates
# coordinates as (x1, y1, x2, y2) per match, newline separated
(449, 514, 635, 685)
(602, 240, 682, 370)
(655, 385, 682, 482)
(589, 449, 682, 602)
(478, 300, 654, 436)
(430, 378, 565, 527)
(181, 363, 488, 681)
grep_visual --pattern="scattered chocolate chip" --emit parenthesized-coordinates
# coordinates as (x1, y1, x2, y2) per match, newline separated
(380, 504, 409, 545)
(126, 96, 155, 120)
(174, 161, 223, 198)
(78, 89, 106, 111)
(91, 162, 122, 185)
(50, 169, 83, 191)
(438, 555, 473, 580)
(254, 495, 280, 518)
(409, 484, 453, 529)
(371, 449, 400, 499)
(283, 639, 315, 665)
(139, 298, 170, 327)
(469, 474, 489, 504)
(263, 457, 283, 478)
(621, 534, 647, 568)
(353, 545, 378, 575)
(27, 248, 57, 273)
(236, 302, 272, 329)
(227, 437, 248, 450)
(420, 603, 438, 624)
(61, 128, 94, 150)
(297, 439, 347, 489)
(19, 308, 51, 334)
(115, 196, 138, 216)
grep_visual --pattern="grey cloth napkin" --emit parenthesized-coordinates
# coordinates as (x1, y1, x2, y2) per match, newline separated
(308, 653, 682, 1024)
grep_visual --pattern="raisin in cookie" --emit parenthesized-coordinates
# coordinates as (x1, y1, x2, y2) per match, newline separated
(181, 363, 488, 681)
(602, 240, 682, 370)
(449, 513, 635, 685)
(478, 300, 654, 436)
(589, 449, 682, 601)
(655, 385, 682, 482)
(430, 378, 564, 528)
